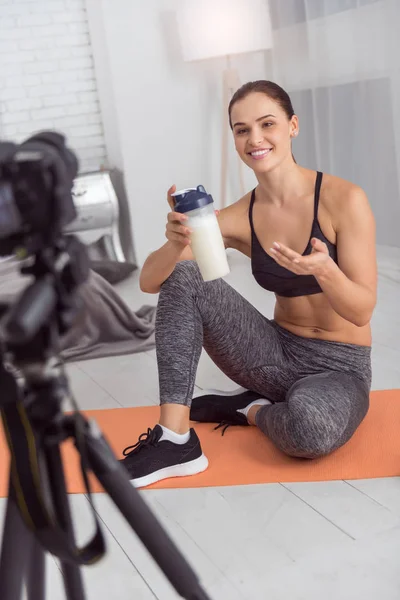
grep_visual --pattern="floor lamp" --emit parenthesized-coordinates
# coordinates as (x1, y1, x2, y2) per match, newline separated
(176, 0, 273, 208)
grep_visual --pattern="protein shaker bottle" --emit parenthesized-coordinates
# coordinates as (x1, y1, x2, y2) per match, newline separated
(171, 185, 230, 282)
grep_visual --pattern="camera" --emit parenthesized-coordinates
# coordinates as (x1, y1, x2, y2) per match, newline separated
(0, 131, 89, 345)
(0, 131, 78, 257)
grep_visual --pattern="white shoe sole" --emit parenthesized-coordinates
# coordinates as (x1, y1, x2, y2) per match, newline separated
(194, 387, 248, 398)
(130, 453, 209, 489)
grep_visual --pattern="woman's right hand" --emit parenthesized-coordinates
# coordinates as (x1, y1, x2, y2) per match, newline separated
(165, 184, 192, 248)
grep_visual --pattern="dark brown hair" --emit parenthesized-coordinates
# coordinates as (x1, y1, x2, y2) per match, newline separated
(228, 80, 295, 129)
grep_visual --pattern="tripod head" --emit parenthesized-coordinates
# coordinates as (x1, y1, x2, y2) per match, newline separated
(1, 234, 89, 373)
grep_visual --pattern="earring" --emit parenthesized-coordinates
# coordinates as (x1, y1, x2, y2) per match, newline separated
(292, 131, 298, 137)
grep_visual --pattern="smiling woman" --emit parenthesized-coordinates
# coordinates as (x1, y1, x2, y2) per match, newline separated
(229, 80, 297, 166)
(224, 81, 376, 340)
(119, 80, 377, 490)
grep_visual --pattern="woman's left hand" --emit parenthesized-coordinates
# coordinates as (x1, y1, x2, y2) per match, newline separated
(269, 237, 333, 277)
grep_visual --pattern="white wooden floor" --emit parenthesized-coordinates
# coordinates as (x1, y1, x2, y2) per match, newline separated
(1, 246, 400, 599)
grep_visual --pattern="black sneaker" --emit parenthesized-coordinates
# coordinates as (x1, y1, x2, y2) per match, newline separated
(119, 425, 208, 488)
(190, 388, 270, 434)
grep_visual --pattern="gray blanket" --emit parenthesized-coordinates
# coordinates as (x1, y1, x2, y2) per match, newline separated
(0, 257, 156, 362)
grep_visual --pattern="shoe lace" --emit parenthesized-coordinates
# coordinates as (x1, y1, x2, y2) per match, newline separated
(122, 427, 159, 457)
(214, 420, 235, 436)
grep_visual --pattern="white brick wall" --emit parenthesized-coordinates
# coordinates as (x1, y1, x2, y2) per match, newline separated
(0, 0, 107, 173)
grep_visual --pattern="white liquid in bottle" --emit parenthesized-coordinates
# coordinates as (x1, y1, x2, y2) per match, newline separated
(187, 212, 230, 281)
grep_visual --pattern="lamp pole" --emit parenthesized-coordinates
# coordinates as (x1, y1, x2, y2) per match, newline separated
(220, 55, 245, 209)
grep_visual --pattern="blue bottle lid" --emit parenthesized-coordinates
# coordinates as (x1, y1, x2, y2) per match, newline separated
(171, 185, 214, 214)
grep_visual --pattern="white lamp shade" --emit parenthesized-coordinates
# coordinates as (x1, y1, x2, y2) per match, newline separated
(177, 0, 273, 62)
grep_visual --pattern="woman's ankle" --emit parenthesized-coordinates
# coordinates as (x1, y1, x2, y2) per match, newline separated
(159, 403, 190, 434)
(247, 403, 267, 426)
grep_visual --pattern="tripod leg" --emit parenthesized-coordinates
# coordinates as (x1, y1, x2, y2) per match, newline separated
(26, 536, 46, 600)
(62, 554, 86, 600)
(0, 484, 33, 600)
(44, 444, 87, 600)
(84, 421, 212, 600)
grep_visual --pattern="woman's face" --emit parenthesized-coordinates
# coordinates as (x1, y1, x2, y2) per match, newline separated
(230, 92, 298, 174)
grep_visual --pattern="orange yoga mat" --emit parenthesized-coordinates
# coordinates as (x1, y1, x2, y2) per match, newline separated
(1, 389, 399, 495)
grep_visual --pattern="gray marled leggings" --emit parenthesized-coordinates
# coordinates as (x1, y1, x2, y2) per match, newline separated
(156, 261, 372, 458)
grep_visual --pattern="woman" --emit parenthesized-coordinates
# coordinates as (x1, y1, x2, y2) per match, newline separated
(120, 80, 377, 488)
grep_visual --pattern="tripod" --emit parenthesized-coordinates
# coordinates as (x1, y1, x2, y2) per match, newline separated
(0, 263, 212, 600)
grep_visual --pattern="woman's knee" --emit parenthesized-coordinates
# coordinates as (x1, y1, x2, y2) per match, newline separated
(267, 374, 369, 459)
(161, 260, 203, 292)
(258, 402, 345, 459)
(283, 436, 336, 459)
(157, 261, 203, 303)
(279, 424, 337, 458)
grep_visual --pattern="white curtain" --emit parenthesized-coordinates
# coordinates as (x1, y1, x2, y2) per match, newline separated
(266, 0, 400, 248)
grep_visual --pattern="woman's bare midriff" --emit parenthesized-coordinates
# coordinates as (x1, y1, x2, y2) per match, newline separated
(273, 293, 372, 346)
(229, 237, 373, 346)
(226, 236, 372, 347)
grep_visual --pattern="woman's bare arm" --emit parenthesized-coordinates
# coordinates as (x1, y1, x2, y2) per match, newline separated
(315, 186, 377, 326)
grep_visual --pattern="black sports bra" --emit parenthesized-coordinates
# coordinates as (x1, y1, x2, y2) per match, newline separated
(249, 171, 338, 298)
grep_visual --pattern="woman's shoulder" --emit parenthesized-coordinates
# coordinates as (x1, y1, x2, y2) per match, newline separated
(320, 172, 372, 228)
(321, 172, 366, 201)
